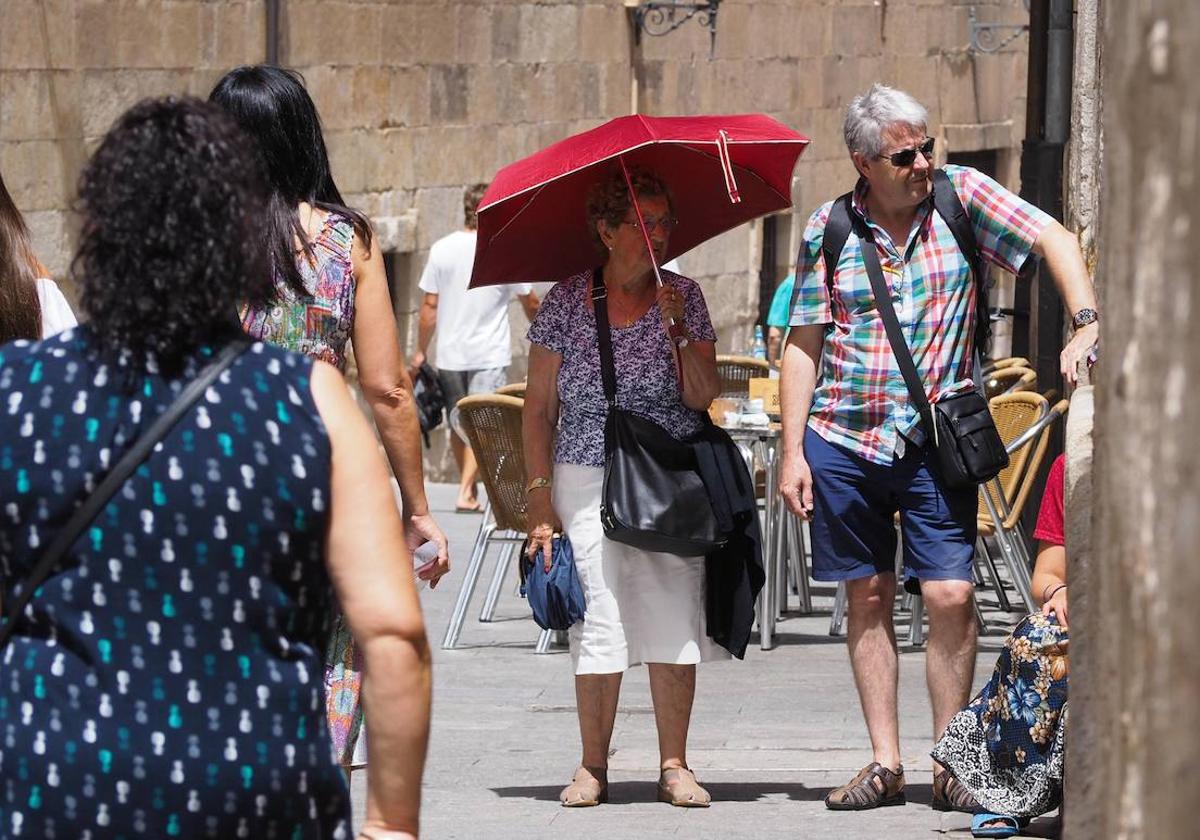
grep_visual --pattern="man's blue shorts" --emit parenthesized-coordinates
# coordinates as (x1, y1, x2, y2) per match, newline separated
(805, 426, 978, 583)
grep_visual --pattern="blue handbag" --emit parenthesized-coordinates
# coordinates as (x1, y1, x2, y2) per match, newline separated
(519, 534, 586, 631)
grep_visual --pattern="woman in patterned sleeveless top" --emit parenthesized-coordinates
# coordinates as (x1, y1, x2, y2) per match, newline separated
(0, 98, 430, 838)
(210, 66, 448, 778)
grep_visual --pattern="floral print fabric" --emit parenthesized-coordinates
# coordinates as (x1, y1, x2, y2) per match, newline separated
(241, 214, 356, 373)
(931, 612, 1069, 817)
(526, 268, 717, 468)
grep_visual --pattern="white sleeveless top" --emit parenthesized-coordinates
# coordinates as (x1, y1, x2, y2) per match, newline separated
(35, 278, 77, 338)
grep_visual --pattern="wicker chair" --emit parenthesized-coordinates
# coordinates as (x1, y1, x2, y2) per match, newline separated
(495, 382, 526, 399)
(980, 356, 1031, 376)
(716, 355, 771, 398)
(976, 394, 1070, 613)
(983, 365, 1037, 399)
(441, 394, 530, 650)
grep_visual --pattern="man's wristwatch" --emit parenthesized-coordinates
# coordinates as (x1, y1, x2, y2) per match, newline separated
(1071, 308, 1098, 330)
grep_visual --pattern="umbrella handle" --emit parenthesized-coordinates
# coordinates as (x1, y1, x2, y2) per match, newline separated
(620, 158, 690, 348)
(650, 260, 690, 348)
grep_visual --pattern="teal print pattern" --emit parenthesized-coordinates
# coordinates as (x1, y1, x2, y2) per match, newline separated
(0, 328, 348, 838)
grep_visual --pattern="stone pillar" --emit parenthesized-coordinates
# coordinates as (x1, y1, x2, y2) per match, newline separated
(1059, 0, 1101, 828)
(1067, 3, 1200, 838)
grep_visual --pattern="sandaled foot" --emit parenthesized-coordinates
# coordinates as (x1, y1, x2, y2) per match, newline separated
(824, 762, 906, 810)
(933, 768, 980, 813)
(971, 812, 1029, 838)
(560, 766, 608, 807)
(657, 766, 711, 807)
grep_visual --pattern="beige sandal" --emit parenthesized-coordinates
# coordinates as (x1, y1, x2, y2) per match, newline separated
(560, 766, 608, 807)
(657, 766, 711, 808)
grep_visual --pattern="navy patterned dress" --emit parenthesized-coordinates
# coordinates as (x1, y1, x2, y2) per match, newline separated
(0, 328, 349, 838)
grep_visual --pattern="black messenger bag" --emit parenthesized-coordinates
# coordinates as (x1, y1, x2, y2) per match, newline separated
(854, 212, 1008, 490)
(591, 270, 726, 556)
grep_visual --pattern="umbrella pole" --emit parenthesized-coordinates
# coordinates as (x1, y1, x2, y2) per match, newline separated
(618, 157, 689, 348)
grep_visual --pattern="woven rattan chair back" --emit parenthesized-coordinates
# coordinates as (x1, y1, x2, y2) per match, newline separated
(495, 382, 526, 399)
(980, 356, 1031, 376)
(1000, 398, 1069, 529)
(716, 355, 771, 398)
(980, 391, 1048, 523)
(455, 395, 527, 533)
(983, 366, 1037, 399)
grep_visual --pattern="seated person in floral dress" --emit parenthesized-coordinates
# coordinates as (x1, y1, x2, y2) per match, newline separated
(931, 454, 1070, 838)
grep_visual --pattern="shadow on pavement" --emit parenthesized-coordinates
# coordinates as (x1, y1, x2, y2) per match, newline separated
(492, 780, 835, 803)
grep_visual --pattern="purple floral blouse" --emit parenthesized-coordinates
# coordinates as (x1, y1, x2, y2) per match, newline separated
(527, 268, 717, 467)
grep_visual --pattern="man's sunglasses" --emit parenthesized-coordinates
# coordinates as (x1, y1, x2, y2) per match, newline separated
(880, 137, 935, 167)
(622, 216, 678, 234)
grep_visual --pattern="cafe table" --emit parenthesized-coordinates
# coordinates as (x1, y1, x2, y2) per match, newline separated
(722, 422, 790, 650)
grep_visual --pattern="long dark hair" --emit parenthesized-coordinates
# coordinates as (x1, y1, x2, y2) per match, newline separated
(75, 96, 272, 376)
(0, 171, 42, 343)
(208, 65, 372, 299)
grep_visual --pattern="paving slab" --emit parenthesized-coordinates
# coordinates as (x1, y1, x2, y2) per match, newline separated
(351, 484, 1058, 840)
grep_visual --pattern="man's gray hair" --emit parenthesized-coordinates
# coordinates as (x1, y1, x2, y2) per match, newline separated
(843, 84, 929, 158)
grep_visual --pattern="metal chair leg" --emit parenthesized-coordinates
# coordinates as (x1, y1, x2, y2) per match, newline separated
(908, 593, 925, 647)
(479, 534, 517, 622)
(757, 439, 778, 649)
(972, 591, 988, 634)
(789, 514, 812, 614)
(976, 536, 1013, 612)
(830, 581, 847, 636)
(441, 507, 495, 650)
(982, 493, 1037, 612)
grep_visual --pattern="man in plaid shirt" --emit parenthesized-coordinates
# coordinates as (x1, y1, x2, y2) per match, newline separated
(779, 84, 1099, 814)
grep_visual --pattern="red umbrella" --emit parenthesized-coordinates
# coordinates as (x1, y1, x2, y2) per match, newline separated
(468, 114, 810, 290)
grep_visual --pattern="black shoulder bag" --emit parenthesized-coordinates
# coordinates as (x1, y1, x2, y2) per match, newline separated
(0, 339, 249, 651)
(591, 269, 726, 556)
(411, 361, 446, 448)
(852, 211, 1008, 490)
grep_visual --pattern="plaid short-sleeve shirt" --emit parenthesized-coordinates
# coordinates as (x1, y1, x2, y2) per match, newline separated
(790, 165, 1052, 465)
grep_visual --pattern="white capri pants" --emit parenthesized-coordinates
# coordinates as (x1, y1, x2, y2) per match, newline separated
(553, 463, 730, 675)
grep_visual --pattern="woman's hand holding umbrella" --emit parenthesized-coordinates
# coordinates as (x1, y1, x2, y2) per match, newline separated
(656, 283, 686, 340)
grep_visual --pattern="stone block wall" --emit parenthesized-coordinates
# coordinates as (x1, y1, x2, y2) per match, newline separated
(1, 0, 1033, 479)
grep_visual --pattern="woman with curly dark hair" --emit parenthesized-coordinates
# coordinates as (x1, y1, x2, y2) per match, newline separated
(210, 65, 448, 777)
(0, 97, 430, 840)
(0, 169, 76, 342)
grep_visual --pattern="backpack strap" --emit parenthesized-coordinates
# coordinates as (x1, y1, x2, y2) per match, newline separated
(797, 172, 991, 356)
(931, 169, 991, 354)
(788, 191, 853, 318)
(821, 192, 855, 295)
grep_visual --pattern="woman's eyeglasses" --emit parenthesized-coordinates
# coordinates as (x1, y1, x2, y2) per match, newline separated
(880, 137, 935, 167)
(622, 216, 678, 234)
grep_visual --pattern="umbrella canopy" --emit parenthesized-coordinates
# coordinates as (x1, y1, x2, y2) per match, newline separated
(469, 114, 810, 288)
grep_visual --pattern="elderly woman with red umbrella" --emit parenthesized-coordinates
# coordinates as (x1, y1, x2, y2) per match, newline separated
(523, 166, 725, 808)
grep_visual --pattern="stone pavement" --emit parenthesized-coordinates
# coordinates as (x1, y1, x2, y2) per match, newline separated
(351, 484, 1059, 840)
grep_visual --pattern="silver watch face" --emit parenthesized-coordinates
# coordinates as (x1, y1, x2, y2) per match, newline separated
(1072, 308, 1098, 328)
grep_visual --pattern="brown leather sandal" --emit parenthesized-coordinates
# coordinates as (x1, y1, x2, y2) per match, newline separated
(824, 762, 906, 810)
(932, 768, 979, 813)
(657, 766, 711, 808)
(560, 766, 608, 807)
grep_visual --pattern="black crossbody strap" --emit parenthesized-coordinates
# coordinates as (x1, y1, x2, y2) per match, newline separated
(0, 338, 249, 651)
(852, 219, 938, 443)
(590, 268, 617, 407)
